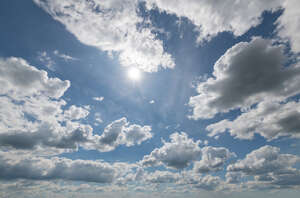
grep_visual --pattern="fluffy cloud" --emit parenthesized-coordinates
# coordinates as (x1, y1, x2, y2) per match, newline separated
(189, 37, 300, 119)
(227, 145, 300, 189)
(141, 132, 201, 169)
(0, 57, 69, 99)
(276, 0, 300, 53)
(92, 117, 153, 152)
(0, 57, 93, 153)
(207, 100, 300, 141)
(146, 0, 281, 42)
(194, 146, 236, 173)
(0, 151, 135, 183)
(33, 0, 174, 72)
(145, 170, 180, 184)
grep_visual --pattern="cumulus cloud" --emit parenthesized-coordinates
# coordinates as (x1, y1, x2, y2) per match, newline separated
(0, 151, 135, 183)
(141, 132, 201, 169)
(33, 0, 174, 72)
(207, 100, 300, 141)
(92, 118, 152, 152)
(145, 170, 180, 184)
(146, 0, 281, 42)
(227, 145, 300, 189)
(64, 105, 90, 120)
(0, 57, 70, 99)
(189, 37, 300, 119)
(194, 146, 236, 173)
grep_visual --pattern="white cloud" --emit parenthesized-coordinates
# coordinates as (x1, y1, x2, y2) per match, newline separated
(189, 37, 300, 119)
(0, 57, 70, 99)
(194, 146, 236, 173)
(93, 96, 104, 102)
(149, 100, 155, 104)
(207, 100, 300, 141)
(141, 132, 201, 169)
(53, 50, 78, 61)
(34, 0, 174, 72)
(92, 117, 153, 152)
(37, 51, 55, 70)
(146, 0, 281, 42)
(276, 0, 300, 54)
(227, 145, 300, 189)
(145, 170, 180, 184)
(64, 105, 90, 120)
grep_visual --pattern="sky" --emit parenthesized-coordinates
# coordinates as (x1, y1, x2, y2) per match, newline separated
(0, 0, 300, 198)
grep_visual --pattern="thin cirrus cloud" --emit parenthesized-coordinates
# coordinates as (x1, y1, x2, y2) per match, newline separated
(33, 0, 175, 72)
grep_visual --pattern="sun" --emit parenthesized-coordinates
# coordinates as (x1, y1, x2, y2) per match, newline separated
(127, 67, 141, 81)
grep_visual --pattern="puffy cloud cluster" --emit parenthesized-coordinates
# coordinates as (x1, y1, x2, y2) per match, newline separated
(194, 146, 236, 173)
(141, 132, 234, 172)
(0, 57, 152, 154)
(33, 0, 174, 72)
(227, 146, 300, 189)
(141, 132, 201, 169)
(92, 117, 153, 152)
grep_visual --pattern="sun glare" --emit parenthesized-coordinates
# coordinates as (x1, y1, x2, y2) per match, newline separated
(127, 67, 141, 81)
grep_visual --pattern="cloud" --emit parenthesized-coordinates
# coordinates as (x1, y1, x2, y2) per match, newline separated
(189, 37, 300, 119)
(0, 57, 70, 99)
(141, 132, 201, 169)
(227, 145, 300, 189)
(93, 96, 104, 102)
(194, 146, 236, 173)
(92, 117, 153, 152)
(146, 0, 281, 42)
(37, 51, 55, 70)
(276, 0, 300, 53)
(33, 0, 174, 72)
(0, 151, 135, 183)
(149, 100, 155, 104)
(207, 100, 300, 141)
(53, 50, 77, 61)
(64, 105, 90, 120)
(145, 170, 180, 184)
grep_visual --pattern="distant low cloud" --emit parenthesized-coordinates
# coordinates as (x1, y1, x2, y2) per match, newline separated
(0, 151, 134, 183)
(227, 145, 300, 189)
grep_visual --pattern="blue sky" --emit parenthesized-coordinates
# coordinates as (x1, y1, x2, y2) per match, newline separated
(0, 0, 300, 198)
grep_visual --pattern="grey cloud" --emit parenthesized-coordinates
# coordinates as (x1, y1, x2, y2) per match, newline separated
(194, 146, 236, 173)
(0, 152, 121, 183)
(189, 37, 300, 119)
